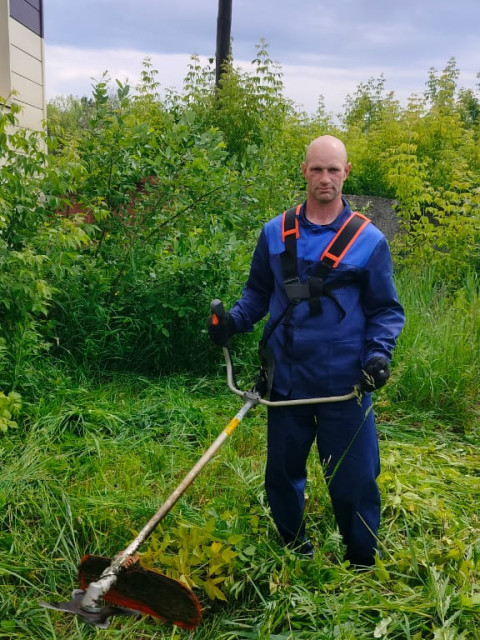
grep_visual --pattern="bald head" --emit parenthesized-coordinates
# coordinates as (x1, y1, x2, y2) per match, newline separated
(305, 135, 348, 166)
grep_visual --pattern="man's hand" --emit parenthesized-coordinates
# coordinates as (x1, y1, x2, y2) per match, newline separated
(208, 312, 236, 347)
(360, 356, 390, 392)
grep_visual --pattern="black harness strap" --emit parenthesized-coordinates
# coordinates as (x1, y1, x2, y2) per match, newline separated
(320, 211, 370, 268)
(280, 206, 371, 318)
(257, 206, 370, 397)
(280, 204, 301, 283)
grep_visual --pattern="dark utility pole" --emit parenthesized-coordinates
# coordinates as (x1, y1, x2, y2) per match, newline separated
(215, 0, 232, 88)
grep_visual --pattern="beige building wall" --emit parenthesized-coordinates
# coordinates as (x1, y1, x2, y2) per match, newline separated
(0, 0, 11, 100)
(0, 0, 46, 133)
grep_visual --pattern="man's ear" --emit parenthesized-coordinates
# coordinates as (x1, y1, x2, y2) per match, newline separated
(344, 162, 352, 180)
(301, 162, 307, 178)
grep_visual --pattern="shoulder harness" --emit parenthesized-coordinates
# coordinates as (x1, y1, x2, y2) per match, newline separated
(255, 204, 371, 399)
(281, 204, 370, 317)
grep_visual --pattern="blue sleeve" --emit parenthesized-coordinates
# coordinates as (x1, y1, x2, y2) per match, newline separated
(361, 238, 405, 364)
(229, 228, 273, 332)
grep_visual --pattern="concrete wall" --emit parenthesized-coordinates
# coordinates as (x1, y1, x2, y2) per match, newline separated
(345, 194, 400, 241)
(0, 0, 46, 133)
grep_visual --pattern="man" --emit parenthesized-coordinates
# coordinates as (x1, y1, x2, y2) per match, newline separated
(208, 135, 404, 566)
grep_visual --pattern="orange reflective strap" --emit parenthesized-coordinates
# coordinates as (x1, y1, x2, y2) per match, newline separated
(320, 212, 370, 268)
(281, 204, 301, 242)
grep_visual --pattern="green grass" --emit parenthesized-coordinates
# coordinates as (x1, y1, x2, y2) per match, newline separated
(1, 269, 480, 639)
(387, 267, 480, 432)
(1, 372, 479, 639)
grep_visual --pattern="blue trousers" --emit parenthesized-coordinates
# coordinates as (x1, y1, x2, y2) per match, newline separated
(265, 394, 380, 565)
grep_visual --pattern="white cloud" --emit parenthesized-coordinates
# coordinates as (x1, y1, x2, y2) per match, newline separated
(45, 46, 203, 100)
(45, 44, 480, 120)
(45, 45, 358, 115)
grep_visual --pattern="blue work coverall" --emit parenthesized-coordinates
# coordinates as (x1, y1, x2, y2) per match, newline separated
(229, 198, 405, 565)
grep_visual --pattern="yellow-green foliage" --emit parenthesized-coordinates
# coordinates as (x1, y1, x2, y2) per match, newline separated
(342, 59, 480, 282)
(140, 507, 271, 602)
(0, 390, 21, 432)
(141, 518, 242, 601)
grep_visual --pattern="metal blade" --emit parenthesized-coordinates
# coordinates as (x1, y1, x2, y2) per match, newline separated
(41, 589, 142, 629)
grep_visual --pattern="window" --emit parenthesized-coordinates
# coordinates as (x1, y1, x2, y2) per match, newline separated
(9, 0, 43, 37)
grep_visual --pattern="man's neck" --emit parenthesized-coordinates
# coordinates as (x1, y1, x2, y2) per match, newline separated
(305, 198, 344, 225)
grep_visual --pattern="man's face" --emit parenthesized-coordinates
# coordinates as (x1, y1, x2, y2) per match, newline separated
(301, 144, 351, 205)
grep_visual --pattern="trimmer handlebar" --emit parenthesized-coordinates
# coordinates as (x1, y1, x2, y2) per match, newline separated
(221, 346, 356, 406)
(212, 298, 357, 406)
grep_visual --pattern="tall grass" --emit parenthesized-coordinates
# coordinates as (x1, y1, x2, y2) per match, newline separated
(1, 271, 479, 639)
(386, 266, 480, 432)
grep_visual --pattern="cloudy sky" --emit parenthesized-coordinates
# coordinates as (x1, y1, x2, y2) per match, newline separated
(44, 0, 480, 117)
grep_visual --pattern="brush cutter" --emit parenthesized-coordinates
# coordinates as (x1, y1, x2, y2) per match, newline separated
(41, 299, 356, 630)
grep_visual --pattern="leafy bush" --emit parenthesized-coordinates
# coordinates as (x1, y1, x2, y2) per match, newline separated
(3, 47, 480, 395)
(0, 100, 88, 395)
(42, 53, 318, 375)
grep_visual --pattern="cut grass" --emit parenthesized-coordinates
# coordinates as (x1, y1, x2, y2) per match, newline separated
(1, 369, 479, 639)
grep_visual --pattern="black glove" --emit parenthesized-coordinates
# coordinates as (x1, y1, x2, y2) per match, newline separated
(360, 356, 390, 392)
(208, 312, 236, 347)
